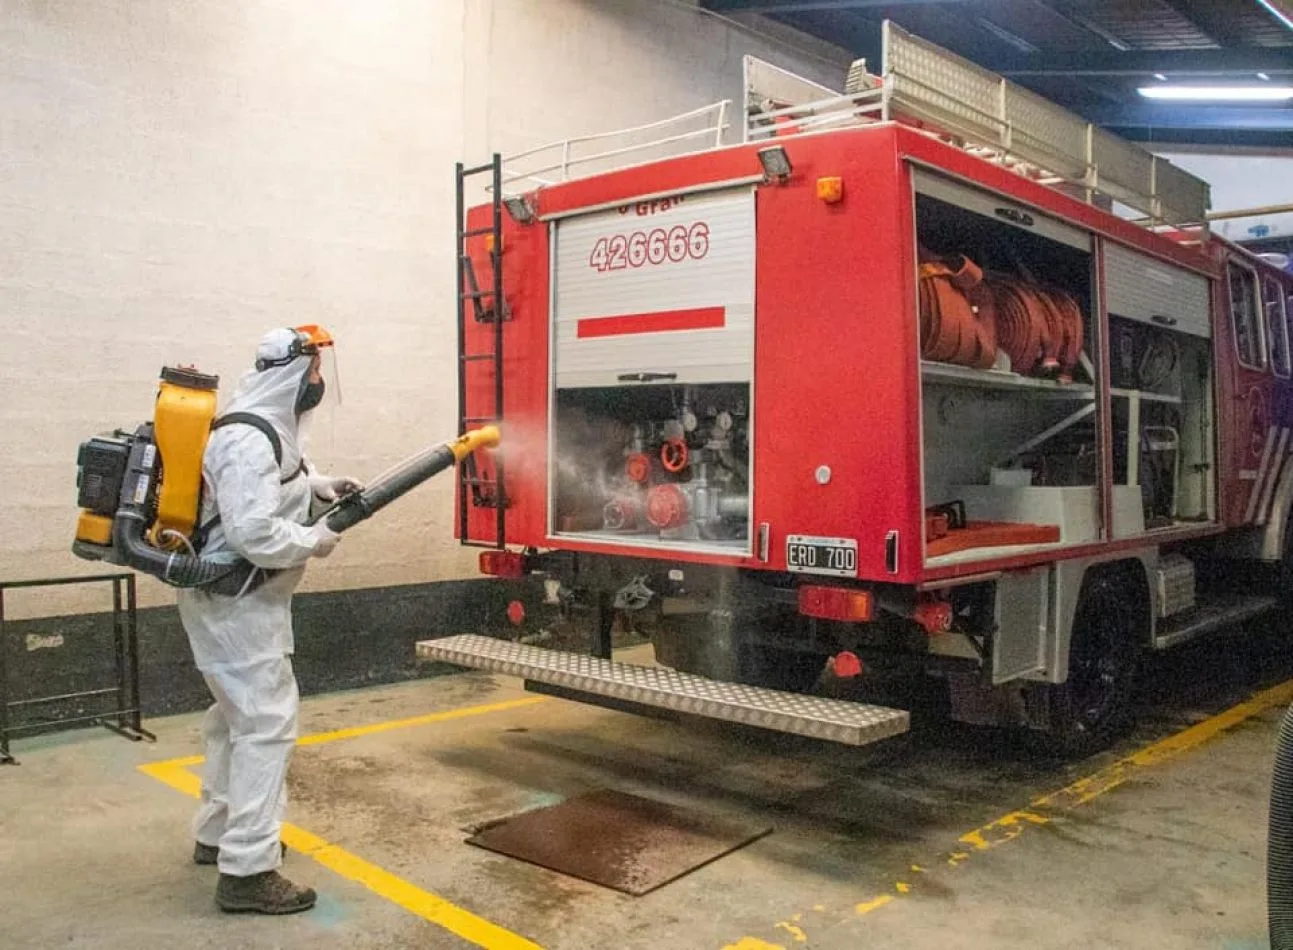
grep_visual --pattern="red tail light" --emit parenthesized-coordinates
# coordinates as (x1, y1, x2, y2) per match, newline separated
(797, 585, 873, 622)
(479, 550, 528, 578)
(913, 599, 952, 635)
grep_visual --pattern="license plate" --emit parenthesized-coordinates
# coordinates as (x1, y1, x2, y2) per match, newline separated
(785, 535, 858, 578)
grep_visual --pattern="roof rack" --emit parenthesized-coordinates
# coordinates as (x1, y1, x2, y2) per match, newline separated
(745, 21, 1211, 229)
(485, 22, 1210, 229)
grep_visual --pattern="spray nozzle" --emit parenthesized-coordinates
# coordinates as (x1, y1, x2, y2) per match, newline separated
(450, 425, 502, 462)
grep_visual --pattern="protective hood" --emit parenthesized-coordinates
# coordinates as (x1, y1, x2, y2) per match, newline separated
(220, 328, 314, 474)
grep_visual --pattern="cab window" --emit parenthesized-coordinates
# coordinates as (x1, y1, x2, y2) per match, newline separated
(1229, 262, 1265, 370)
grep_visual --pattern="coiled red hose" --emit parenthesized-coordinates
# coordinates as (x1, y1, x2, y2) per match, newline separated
(918, 255, 997, 370)
(920, 252, 1083, 380)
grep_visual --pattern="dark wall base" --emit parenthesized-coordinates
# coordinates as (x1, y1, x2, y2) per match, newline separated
(2, 576, 541, 731)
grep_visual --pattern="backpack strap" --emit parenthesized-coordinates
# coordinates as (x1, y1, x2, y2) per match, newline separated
(192, 413, 306, 552)
(212, 413, 282, 468)
(210, 413, 308, 485)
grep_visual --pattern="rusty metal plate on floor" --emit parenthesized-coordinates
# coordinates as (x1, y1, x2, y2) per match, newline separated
(466, 789, 771, 895)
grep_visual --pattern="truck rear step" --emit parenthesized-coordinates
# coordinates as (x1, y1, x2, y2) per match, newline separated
(416, 634, 910, 747)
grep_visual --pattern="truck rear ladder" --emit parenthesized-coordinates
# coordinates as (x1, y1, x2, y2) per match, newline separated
(455, 154, 507, 549)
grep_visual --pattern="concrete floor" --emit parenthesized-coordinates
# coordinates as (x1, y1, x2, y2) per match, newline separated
(2, 627, 1288, 950)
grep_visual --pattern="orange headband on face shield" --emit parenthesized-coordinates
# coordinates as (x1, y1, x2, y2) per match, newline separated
(294, 324, 334, 351)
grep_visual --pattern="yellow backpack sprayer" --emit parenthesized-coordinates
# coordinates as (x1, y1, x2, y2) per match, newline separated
(72, 364, 500, 595)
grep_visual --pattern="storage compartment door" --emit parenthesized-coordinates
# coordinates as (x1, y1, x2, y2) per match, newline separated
(552, 187, 756, 389)
(1105, 242, 1211, 339)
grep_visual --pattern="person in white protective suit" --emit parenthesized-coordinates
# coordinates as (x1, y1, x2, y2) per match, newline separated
(177, 325, 360, 915)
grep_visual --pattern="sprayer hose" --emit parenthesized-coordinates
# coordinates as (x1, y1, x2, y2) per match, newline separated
(114, 510, 238, 589)
(1270, 703, 1293, 948)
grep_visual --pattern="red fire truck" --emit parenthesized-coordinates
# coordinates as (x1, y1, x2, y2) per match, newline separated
(422, 23, 1293, 756)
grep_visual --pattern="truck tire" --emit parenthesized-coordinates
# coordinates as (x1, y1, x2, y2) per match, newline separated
(1035, 572, 1141, 758)
(1280, 509, 1293, 607)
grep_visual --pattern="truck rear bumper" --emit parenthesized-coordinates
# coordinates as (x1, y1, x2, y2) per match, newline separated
(416, 634, 910, 747)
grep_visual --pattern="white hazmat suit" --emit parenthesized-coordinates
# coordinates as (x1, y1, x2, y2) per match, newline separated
(177, 328, 349, 879)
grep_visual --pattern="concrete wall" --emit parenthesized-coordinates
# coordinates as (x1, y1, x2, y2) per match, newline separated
(1, 0, 849, 619)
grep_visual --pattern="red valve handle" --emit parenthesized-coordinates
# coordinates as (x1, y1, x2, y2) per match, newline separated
(660, 438, 689, 473)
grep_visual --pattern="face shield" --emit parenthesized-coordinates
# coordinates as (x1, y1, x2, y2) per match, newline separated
(245, 324, 343, 458)
(304, 324, 343, 409)
(290, 327, 343, 461)
(254, 324, 341, 415)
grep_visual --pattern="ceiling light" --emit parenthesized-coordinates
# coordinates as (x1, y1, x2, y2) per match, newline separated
(1137, 84, 1293, 101)
(1255, 0, 1293, 32)
(1154, 73, 1167, 81)
(1258, 73, 1272, 81)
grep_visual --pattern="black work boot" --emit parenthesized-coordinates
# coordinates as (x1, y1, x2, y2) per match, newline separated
(194, 841, 287, 866)
(216, 870, 316, 914)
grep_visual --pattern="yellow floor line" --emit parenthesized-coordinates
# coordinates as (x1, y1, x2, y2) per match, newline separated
(296, 696, 546, 748)
(144, 695, 549, 775)
(724, 676, 1293, 949)
(138, 693, 549, 949)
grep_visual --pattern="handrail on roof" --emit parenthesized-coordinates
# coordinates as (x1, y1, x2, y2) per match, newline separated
(479, 22, 1211, 230)
(490, 100, 730, 195)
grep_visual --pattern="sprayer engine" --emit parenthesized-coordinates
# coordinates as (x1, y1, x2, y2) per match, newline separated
(74, 365, 221, 567)
(74, 424, 158, 563)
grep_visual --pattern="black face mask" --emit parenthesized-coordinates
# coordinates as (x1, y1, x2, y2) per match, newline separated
(296, 379, 325, 414)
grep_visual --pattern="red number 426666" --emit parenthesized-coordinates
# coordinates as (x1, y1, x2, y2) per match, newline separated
(589, 222, 710, 272)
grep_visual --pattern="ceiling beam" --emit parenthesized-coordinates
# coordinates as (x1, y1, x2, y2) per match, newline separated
(1153, 0, 1239, 46)
(770, 8, 884, 65)
(703, 0, 955, 12)
(1029, 0, 1132, 49)
(1083, 104, 1293, 131)
(747, 5, 1292, 76)
(992, 47, 1293, 76)
(1117, 127, 1293, 148)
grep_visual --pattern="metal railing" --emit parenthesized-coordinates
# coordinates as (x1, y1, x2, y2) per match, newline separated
(745, 87, 885, 141)
(1, 573, 154, 764)
(739, 24, 1212, 228)
(879, 22, 1209, 226)
(494, 101, 731, 194)
(481, 24, 1210, 229)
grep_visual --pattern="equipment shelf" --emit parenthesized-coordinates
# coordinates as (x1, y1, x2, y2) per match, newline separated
(921, 361, 1182, 405)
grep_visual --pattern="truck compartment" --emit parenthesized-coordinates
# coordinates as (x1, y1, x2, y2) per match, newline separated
(1108, 317, 1215, 528)
(915, 177, 1102, 565)
(551, 382, 752, 553)
(913, 174, 1218, 566)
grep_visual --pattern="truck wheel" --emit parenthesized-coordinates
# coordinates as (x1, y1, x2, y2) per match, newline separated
(1280, 510, 1293, 607)
(1037, 573, 1140, 758)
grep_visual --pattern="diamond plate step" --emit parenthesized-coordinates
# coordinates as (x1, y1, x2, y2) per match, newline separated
(416, 634, 910, 747)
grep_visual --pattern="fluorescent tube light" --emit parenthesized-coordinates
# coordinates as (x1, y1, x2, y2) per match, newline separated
(1255, 0, 1293, 32)
(1137, 85, 1293, 101)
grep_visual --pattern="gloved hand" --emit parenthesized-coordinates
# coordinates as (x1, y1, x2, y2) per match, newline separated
(309, 474, 364, 503)
(310, 523, 341, 559)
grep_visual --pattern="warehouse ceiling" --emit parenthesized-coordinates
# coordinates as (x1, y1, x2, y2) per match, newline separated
(703, 0, 1293, 147)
